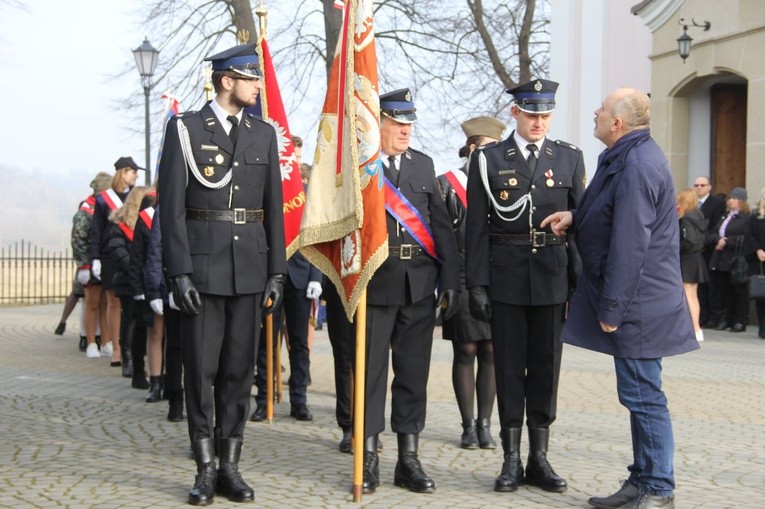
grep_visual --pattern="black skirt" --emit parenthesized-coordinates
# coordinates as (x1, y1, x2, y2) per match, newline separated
(681, 252, 709, 284)
(442, 284, 491, 342)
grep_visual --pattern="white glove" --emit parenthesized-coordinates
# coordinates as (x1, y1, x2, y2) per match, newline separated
(306, 281, 322, 300)
(92, 259, 101, 281)
(133, 294, 145, 301)
(77, 269, 90, 285)
(150, 298, 164, 315)
(168, 292, 180, 311)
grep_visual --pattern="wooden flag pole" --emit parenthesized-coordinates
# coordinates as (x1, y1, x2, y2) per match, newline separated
(351, 289, 367, 502)
(275, 325, 283, 403)
(265, 301, 274, 424)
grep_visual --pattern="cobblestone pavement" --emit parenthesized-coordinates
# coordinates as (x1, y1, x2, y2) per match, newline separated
(0, 304, 763, 508)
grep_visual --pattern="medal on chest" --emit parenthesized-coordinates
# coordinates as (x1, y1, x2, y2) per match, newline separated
(545, 169, 554, 188)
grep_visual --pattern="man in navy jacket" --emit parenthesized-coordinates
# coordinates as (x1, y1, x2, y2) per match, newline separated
(542, 88, 698, 509)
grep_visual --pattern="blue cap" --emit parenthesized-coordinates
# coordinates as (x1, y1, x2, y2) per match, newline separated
(204, 42, 261, 78)
(380, 88, 417, 124)
(507, 79, 559, 113)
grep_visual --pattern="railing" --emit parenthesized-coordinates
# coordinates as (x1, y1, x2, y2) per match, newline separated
(0, 241, 76, 305)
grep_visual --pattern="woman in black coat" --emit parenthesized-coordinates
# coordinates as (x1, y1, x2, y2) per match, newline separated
(709, 187, 751, 332)
(677, 188, 708, 342)
(108, 187, 149, 377)
(745, 187, 765, 339)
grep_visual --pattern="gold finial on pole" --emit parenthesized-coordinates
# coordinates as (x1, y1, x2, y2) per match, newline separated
(201, 63, 213, 102)
(255, 0, 268, 42)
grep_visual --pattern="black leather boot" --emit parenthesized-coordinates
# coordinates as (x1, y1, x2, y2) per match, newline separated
(394, 433, 435, 493)
(362, 435, 380, 494)
(524, 427, 567, 492)
(460, 419, 479, 449)
(167, 390, 184, 422)
(216, 438, 254, 502)
(495, 427, 523, 492)
(131, 356, 149, 390)
(477, 417, 496, 449)
(189, 438, 217, 506)
(121, 347, 133, 378)
(146, 376, 162, 402)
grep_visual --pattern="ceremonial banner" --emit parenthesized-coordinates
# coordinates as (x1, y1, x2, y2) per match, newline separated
(299, 0, 387, 320)
(247, 39, 304, 258)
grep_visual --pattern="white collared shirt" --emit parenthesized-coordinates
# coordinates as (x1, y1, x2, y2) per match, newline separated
(513, 131, 544, 160)
(380, 151, 402, 169)
(210, 99, 242, 136)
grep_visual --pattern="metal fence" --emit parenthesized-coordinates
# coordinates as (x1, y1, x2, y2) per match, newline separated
(0, 241, 76, 305)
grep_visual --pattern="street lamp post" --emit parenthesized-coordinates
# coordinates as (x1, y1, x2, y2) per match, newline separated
(133, 38, 159, 185)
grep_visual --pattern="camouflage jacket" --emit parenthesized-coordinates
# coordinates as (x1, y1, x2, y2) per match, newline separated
(71, 196, 96, 268)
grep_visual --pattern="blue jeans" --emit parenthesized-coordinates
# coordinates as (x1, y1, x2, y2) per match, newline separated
(614, 357, 675, 497)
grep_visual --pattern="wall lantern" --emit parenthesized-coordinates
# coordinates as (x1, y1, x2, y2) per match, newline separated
(677, 18, 711, 63)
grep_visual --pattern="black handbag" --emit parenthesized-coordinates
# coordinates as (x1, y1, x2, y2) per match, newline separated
(729, 237, 750, 285)
(750, 263, 765, 299)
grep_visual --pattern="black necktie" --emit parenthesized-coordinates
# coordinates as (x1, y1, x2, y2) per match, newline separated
(526, 143, 538, 173)
(227, 115, 239, 146)
(387, 155, 398, 185)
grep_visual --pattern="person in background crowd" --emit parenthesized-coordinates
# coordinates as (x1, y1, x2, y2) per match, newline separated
(746, 187, 765, 339)
(90, 157, 140, 364)
(466, 79, 584, 494)
(322, 277, 355, 452)
(360, 88, 460, 495)
(129, 189, 166, 400)
(437, 116, 504, 451)
(542, 86, 699, 509)
(677, 188, 709, 342)
(108, 186, 150, 377)
(158, 42, 286, 506)
(709, 187, 751, 333)
(694, 176, 726, 329)
(70, 172, 111, 353)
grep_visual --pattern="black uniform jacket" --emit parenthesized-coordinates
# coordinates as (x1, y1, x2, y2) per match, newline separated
(465, 133, 585, 306)
(366, 148, 459, 306)
(159, 102, 286, 296)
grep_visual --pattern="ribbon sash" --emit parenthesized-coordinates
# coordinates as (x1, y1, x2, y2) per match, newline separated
(383, 176, 438, 260)
(442, 170, 467, 207)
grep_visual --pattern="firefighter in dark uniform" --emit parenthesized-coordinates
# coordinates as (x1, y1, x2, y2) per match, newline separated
(158, 42, 286, 506)
(465, 79, 585, 494)
(361, 88, 461, 495)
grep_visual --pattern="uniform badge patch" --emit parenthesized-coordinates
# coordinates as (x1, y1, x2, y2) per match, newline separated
(499, 190, 509, 200)
(204, 166, 215, 177)
(508, 178, 518, 187)
(215, 154, 224, 165)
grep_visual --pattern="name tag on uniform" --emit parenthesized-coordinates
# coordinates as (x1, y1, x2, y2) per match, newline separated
(498, 169, 516, 175)
(201, 144, 219, 151)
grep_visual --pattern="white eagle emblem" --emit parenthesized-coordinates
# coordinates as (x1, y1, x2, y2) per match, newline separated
(266, 118, 296, 182)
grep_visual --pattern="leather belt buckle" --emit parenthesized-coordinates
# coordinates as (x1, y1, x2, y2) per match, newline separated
(233, 208, 246, 225)
(531, 230, 546, 248)
(399, 244, 413, 260)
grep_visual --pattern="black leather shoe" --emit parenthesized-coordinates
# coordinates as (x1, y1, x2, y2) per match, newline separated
(55, 322, 66, 335)
(290, 404, 313, 421)
(619, 492, 675, 509)
(216, 438, 254, 502)
(249, 404, 266, 422)
(146, 376, 163, 402)
(78, 336, 87, 352)
(167, 399, 184, 422)
(460, 419, 479, 449)
(132, 373, 150, 390)
(588, 481, 639, 508)
(339, 429, 352, 453)
(714, 321, 730, 331)
(729, 323, 746, 333)
(524, 428, 567, 492)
